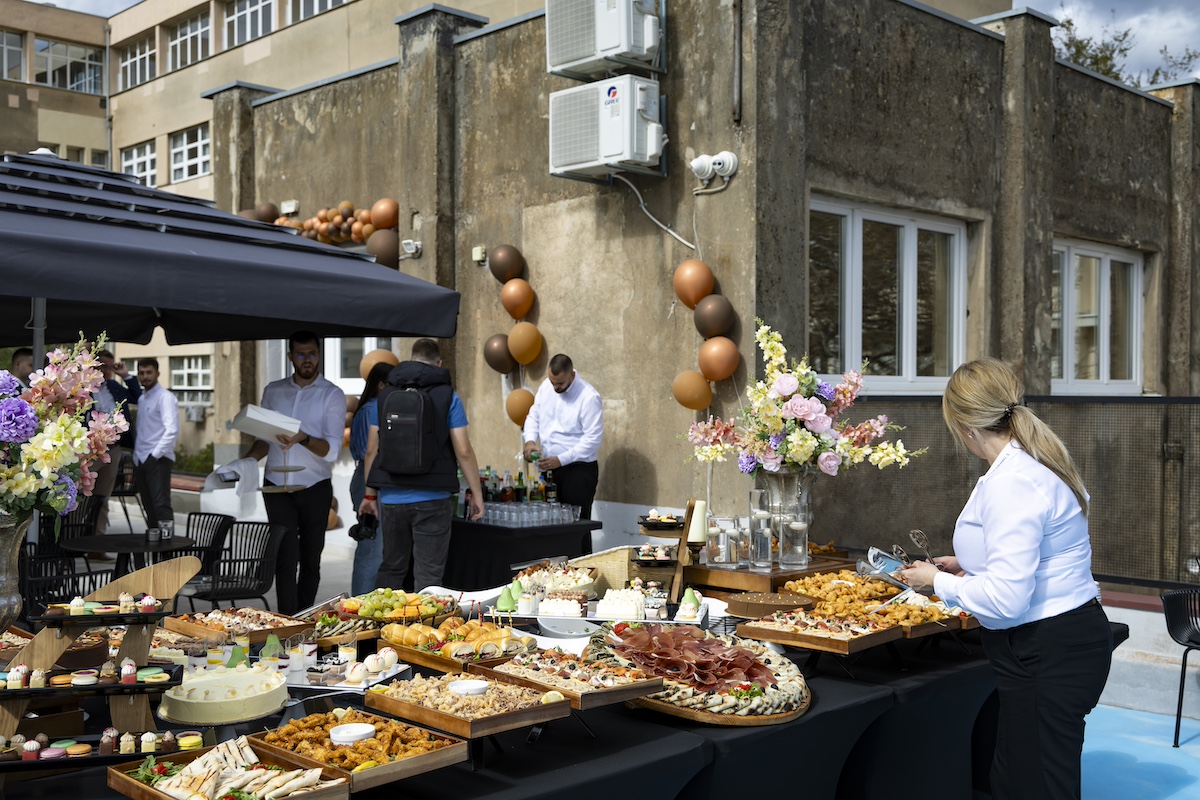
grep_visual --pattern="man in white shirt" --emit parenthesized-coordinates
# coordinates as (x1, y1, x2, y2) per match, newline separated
(244, 331, 346, 615)
(522, 354, 603, 552)
(133, 358, 179, 529)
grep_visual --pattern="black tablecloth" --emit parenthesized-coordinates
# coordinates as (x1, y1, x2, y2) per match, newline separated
(444, 520, 602, 590)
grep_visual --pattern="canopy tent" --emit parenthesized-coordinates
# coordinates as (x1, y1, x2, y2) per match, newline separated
(0, 152, 460, 346)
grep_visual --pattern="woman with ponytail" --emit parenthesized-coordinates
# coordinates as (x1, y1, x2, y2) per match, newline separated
(902, 357, 1111, 800)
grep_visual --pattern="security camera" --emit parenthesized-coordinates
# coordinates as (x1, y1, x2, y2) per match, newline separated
(712, 151, 739, 178)
(690, 155, 716, 182)
(400, 239, 422, 259)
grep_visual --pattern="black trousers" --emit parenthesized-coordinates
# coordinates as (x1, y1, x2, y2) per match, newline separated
(553, 460, 598, 554)
(262, 479, 332, 615)
(134, 455, 173, 528)
(980, 599, 1112, 800)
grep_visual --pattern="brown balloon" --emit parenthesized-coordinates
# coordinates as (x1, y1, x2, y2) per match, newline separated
(237, 209, 258, 220)
(671, 370, 713, 410)
(483, 334, 518, 373)
(255, 202, 279, 223)
(508, 321, 542, 365)
(359, 348, 399, 381)
(500, 278, 536, 320)
(698, 336, 740, 382)
(694, 294, 736, 338)
(371, 198, 400, 230)
(505, 388, 536, 427)
(489, 245, 525, 283)
(673, 259, 715, 309)
(366, 228, 400, 269)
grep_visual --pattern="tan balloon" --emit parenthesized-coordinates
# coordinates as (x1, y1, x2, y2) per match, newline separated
(673, 259, 715, 309)
(698, 336, 740, 382)
(483, 334, 518, 373)
(505, 388, 536, 427)
(370, 197, 400, 230)
(500, 278, 536, 319)
(672, 371, 713, 410)
(359, 348, 398, 380)
(508, 321, 542, 364)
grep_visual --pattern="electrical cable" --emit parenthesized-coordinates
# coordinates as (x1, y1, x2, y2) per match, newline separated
(612, 174, 696, 250)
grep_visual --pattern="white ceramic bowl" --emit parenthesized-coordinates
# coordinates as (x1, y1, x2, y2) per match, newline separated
(447, 679, 489, 696)
(329, 723, 376, 745)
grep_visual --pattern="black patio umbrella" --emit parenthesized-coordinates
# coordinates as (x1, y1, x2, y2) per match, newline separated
(0, 152, 459, 346)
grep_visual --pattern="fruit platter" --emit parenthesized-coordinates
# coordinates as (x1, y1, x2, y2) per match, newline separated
(312, 590, 459, 646)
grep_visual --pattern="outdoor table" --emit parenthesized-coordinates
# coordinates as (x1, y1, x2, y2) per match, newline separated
(445, 519, 603, 590)
(58, 534, 195, 579)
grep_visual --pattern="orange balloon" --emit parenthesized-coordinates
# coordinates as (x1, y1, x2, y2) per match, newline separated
(508, 321, 542, 365)
(673, 259, 715, 309)
(505, 388, 536, 427)
(359, 348, 398, 380)
(343, 427, 351, 448)
(672, 370, 712, 410)
(698, 336, 740, 382)
(371, 197, 400, 230)
(500, 278, 536, 319)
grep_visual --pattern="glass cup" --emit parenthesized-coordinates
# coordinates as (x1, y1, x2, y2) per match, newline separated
(146, 527, 160, 543)
(337, 631, 357, 664)
(705, 516, 730, 564)
(187, 643, 207, 670)
(748, 489, 774, 573)
(233, 627, 250, 653)
(160, 520, 174, 540)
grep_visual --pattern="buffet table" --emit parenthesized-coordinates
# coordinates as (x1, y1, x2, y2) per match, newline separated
(445, 519, 603, 590)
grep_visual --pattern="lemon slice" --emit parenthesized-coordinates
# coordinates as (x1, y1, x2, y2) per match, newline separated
(351, 761, 379, 773)
(541, 690, 565, 704)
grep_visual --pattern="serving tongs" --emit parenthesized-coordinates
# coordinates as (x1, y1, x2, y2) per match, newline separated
(856, 558, 911, 592)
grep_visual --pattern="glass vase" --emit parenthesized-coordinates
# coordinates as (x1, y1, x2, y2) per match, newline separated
(748, 489, 774, 573)
(0, 512, 32, 632)
(760, 467, 816, 569)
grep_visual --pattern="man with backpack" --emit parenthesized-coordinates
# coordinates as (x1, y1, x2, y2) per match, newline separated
(358, 339, 484, 592)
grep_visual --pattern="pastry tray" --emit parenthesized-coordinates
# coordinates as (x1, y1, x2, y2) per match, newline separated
(637, 516, 685, 530)
(163, 613, 311, 644)
(375, 640, 512, 675)
(0, 732, 183, 774)
(0, 665, 183, 700)
(30, 603, 174, 629)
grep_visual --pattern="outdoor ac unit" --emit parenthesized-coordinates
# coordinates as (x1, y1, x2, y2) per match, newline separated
(549, 75, 665, 177)
(546, 0, 661, 77)
(185, 405, 206, 423)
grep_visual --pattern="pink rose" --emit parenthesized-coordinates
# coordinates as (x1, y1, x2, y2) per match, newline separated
(760, 451, 784, 472)
(818, 451, 841, 476)
(805, 413, 833, 435)
(773, 373, 799, 398)
(781, 395, 810, 420)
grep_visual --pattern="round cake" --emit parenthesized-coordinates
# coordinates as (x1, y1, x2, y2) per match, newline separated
(158, 663, 286, 724)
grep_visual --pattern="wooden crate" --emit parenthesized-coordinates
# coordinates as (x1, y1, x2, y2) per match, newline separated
(465, 663, 664, 711)
(364, 688, 569, 739)
(163, 613, 309, 645)
(376, 639, 511, 675)
(684, 556, 855, 595)
(735, 620, 904, 655)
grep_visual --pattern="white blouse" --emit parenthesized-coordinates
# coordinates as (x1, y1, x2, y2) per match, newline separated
(932, 440, 1098, 630)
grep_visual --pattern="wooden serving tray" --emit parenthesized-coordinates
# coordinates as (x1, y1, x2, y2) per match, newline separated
(624, 692, 811, 726)
(465, 663, 664, 710)
(315, 628, 381, 650)
(735, 620, 904, 655)
(108, 740, 350, 800)
(959, 614, 980, 631)
(164, 613, 310, 644)
(364, 687, 570, 738)
(724, 592, 815, 618)
(248, 711, 467, 792)
(377, 639, 511, 675)
(901, 618, 958, 639)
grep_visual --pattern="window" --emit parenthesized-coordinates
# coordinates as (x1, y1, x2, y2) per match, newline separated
(225, 0, 273, 48)
(34, 38, 104, 94)
(1, 30, 22, 82)
(170, 355, 213, 406)
(169, 124, 209, 182)
(1050, 240, 1142, 393)
(119, 36, 155, 90)
(121, 141, 156, 187)
(324, 337, 392, 393)
(90, 149, 108, 168)
(807, 197, 967, 391)
(169, 13, 210, 71)
(65, 146, 83, 163)
(291, 0, 343, 23)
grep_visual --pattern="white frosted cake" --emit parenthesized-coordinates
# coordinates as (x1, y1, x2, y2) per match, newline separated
(159, 663, 287, 724)
(537, 598, 583, 617)
(595, 589, 646, 620)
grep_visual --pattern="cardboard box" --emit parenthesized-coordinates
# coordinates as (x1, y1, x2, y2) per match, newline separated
(232, 404, 301, 441)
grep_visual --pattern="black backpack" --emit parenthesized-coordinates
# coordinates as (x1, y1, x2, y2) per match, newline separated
(378, 385, 438, 474)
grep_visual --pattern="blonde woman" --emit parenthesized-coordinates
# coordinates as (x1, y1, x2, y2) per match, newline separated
(902, 358, 1111, 800)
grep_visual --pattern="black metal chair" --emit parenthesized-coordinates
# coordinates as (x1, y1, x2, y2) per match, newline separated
(109, 451, 144, 533)
(19, 543, 114, 617)
(166, 512, 234, 574)
(35, 494, 104, 570)
(1161, 588, 1200, 747)
(186, 522, 287, 611)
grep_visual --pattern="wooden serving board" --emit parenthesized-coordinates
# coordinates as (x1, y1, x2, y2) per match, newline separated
(735, 620, 904, 655)
(314, 628, 381, 650)
(959, 614, 981, 631)
(623, 692, 811, 727)
(163, 614, 310, 644)
(108, 740, 350, 800)
(248, 712, 467, 792)
(364, 688, 570, 738)
(377, 640, 511, 675)
(901, 618, 958, 639)
(724, 592, 815, 618)
(465, 663, 664, 711)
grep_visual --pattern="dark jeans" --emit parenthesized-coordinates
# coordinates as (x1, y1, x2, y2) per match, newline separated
(262, 479, 332, 615)
(349, 460, 382, 595)
(554, 460, 598, 554)
(134, 455, 173, 528)
(981, 599, 1112, 800)
(378, 498, 453, 592)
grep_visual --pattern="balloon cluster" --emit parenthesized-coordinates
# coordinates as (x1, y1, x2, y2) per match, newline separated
(671, 259, 740, 410)
(262, 197, 405, 268)
(480, 245, 543, 427)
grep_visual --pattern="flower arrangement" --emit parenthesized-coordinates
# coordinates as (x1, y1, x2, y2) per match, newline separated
(0, 338, 128, 527)
(686, 320, 922, 476)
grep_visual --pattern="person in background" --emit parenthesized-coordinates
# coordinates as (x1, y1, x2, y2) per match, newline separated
(348, 361, 393, 595)
(358, 339, 483, 593)
(90, 350, 141, 541)
(132, 357, 178, 530)
(10, 348, 32, 389)
(522, 353, 603, 552)
(901, 358, 1111, 800)
(244, 332, 345, 615)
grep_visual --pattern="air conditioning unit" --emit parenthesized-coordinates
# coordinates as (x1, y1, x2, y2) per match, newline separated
(184, 405, 206, 423)
(549, 75, 665, 177)
(546, 0, 662, 78)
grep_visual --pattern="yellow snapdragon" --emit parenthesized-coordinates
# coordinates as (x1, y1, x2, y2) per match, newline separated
(868, 440, 911, 469)
(20, 413, 89, 478)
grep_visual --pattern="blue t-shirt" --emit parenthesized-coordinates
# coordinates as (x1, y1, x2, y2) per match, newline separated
(349, 398, 378, 461)
(380, 392, 467, 505)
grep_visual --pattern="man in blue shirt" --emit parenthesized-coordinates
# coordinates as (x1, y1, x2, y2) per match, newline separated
(358, 340, 484, 591)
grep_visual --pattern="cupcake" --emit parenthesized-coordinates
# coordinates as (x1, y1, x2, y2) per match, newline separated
(98, 735, 113, 756)
(34, 734, 48, 747)
(28, 670, 46, 689)
(102, 727, 118, 741)
(120, 664, 137, 685)
(99, 660, 117, 679)
(118, 592, 135, 614)
(21, 741, 40, 761)
(68, 596, 86, 616)
(140, 595, 158, 613)
(6, 666, 25, 690)
(119, 733, 135, 755)
(140, 732, 157, 754)
(160, 731, 175, 751)
(10, 734, 25, 748)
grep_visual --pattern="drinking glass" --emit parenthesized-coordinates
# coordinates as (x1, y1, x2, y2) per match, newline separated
(748, 489, 774, 573)
(706, 516, 732, 564)
(160, 519, 174, 540)
(337, 631, 357, 664)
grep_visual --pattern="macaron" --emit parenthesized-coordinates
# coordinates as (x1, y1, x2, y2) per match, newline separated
(72, 669, 98, 678)
(0, 749, 18, 762)
(49, 674, 74, 687)
(38, 747, 66, 760)
(83, 601, 103, 611)
(96, 676, 118, 686)
(93, 605, 120, 614)
(65, 743, 91, 758)
(70, 675, 98, 686)
(136, 667, 164, 681)
(143, 673, 170, 684)
(177, 734, 203, 751)
(49, 739, 75, 749)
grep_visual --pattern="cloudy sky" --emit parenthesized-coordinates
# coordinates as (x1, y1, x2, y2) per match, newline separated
(46, 0, 1200, 82)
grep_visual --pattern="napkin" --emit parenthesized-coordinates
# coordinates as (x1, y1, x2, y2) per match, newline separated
(202, 457, 260, 497)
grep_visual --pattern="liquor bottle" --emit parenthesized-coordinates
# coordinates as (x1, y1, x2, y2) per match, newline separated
(462, 487, 473, 519)
(478, 468, 489, 502)
(500, 470, 515, 503)
(514, 470, 527, 503)
(483, 466, 494, 502)
(529, 473, 544, 503)
(455, 468, 467, 517)
(543, 471, 558, 504)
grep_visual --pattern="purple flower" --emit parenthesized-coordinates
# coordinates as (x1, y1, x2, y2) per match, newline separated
(54, 475, 78, 516)
(0, 398, 38, 443)
(817, 381, 835, 401)
(737, 452, 758, 474)
(0, 372, 22, 398)
(768, 433, 785, 450)
(818, 451, 841, 477)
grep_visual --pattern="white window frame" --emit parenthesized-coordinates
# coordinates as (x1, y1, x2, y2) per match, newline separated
(34, 38, 104, 95)
(323, 336, 393, 395)
(169, 123, 210, 183)
(121, 140, 157, 187)
(1050, 238, 1143, 395)
(290, 0, 343, 23)
(90, 149, 108, 168)
(225, 0, 274, 48)
(168, 13, 210, 71)
(1, 30, 23, 82)
(118, 36, 155, 90)
(809, 197, 968, 393)
(170, 355, 214, 407)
